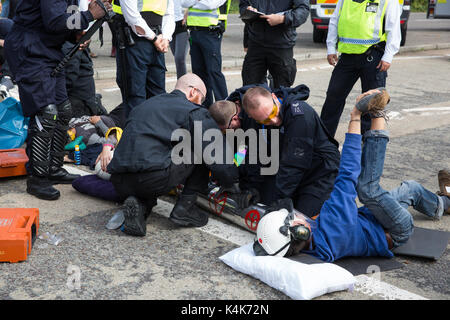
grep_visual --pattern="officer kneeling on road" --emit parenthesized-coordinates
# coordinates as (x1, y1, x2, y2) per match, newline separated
(105, 73, 239, 237)
(237, 85, 341, 218)
(4, 0, 112, 201)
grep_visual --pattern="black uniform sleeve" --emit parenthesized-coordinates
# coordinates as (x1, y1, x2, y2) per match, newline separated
(239, 0, 251, 15)
(284, 0, 310, 28)
(41, 0, 93, 33)
(62, 43, 81, 92)
(274, 103, 315, 200)
(189, 109, 239, 188)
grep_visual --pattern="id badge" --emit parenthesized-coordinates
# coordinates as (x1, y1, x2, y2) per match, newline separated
(366, 2, 379, 12)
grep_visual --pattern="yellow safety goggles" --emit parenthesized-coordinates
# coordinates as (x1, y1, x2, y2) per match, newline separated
(257, 99, 278, 125)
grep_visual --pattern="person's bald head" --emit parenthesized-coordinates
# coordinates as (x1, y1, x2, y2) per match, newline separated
(242, 86, 282, 126)
(175, 73, 207, 105)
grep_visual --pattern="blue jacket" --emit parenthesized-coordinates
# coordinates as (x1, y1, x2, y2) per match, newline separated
(305, 133, 394, 262)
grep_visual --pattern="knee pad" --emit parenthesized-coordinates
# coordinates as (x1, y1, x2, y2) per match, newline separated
(56, 100, 73, 124)
(33, 104, 58, 132)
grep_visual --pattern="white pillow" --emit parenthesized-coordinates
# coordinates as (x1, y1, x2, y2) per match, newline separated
(219, 243, 355, 300)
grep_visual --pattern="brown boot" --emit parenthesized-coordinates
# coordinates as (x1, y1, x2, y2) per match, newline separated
(438, 170, 450, 197)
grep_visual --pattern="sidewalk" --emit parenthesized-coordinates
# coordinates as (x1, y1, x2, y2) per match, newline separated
(89, 13, 450, 80)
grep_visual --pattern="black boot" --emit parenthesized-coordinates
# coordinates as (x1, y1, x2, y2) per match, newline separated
(169, 193, 208, 227)
(121, 196, 148, 236)
(49, 100, 80, 184)
(27, 175, 60, 200)
(26, 105, 60, 200)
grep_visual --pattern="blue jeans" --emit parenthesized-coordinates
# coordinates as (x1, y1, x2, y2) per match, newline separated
(357, 130, 444, 247)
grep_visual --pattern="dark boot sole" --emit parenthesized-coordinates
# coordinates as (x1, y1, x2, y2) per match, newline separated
(26, 187, 60, 200)
(122, 197, 146, 236)
(169, 212, 208, 228)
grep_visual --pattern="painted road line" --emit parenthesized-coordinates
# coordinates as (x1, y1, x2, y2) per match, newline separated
(154, 199, 255, 246)
(354, 275, 428, 300)
(402, 106, 450, 113)
(394, 55, 444, 60)
(103, 87, 120, 92)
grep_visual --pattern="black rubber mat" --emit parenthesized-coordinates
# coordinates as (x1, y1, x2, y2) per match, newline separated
(392, 227, 450, 260)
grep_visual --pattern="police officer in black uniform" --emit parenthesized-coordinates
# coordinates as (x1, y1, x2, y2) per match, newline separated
(107, 73, 239, 236)
(4, 0, 111, 200)
(239, 0, 309, 89)
(231, 84, 340, 218)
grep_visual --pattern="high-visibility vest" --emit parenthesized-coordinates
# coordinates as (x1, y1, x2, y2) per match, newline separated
(187, 0, 231, 28)
(337, 0, 388, 54)
(112, 0, 167, 16)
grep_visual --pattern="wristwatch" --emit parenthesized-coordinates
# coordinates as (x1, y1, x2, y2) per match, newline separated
(150, 35, 157, 43)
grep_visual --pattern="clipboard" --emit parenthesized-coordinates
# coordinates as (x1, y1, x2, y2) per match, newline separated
(239, 8, 265, 23)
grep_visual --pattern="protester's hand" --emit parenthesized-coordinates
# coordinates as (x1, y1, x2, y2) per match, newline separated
(0, 40, 4, 47)
(260, 14, 285, 26)
(96, 145, 113, 172)
(89, 0, 112, 20)
(247, 6, 257, 12)
(89, 115, 101, 124)
(377, 60, 391, 72)
(327, 54, 338, 66)
(244, 47, 248, 53)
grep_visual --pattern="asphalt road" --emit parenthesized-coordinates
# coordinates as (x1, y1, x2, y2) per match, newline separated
(0, 13, 449, 305)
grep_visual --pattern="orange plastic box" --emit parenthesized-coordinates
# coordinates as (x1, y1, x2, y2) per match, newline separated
(0, 149, 29, 178)
(0, 208, 39, 263)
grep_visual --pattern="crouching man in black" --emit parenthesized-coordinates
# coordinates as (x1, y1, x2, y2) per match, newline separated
(107, 73, 239, 236)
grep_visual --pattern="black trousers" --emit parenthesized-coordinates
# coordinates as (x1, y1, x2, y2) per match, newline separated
(242, 41, 296, 88)
(110, 163, 210, 209)
(320, 49, 387, 137)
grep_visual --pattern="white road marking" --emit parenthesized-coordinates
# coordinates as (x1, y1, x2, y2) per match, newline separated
(394, 55, 444, 60)
(103, 87, 120, 92)
(402, 106, 450, 113)
(153, 199, 254, 246)
(354, 275, 428, 300)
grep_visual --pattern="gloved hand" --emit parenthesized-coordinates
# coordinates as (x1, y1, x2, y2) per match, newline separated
(213, 183, 260, 209)
(264, 198, 294, 214)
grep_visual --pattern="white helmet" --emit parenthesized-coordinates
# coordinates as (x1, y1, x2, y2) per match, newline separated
(95, 150, 114, 181)
(253, 209, 291, 257)
(253, 208, 312, 257)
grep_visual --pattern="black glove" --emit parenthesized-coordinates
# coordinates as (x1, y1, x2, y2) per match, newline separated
(264, 198, 294, 214)
(214, 183, 260, 209)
